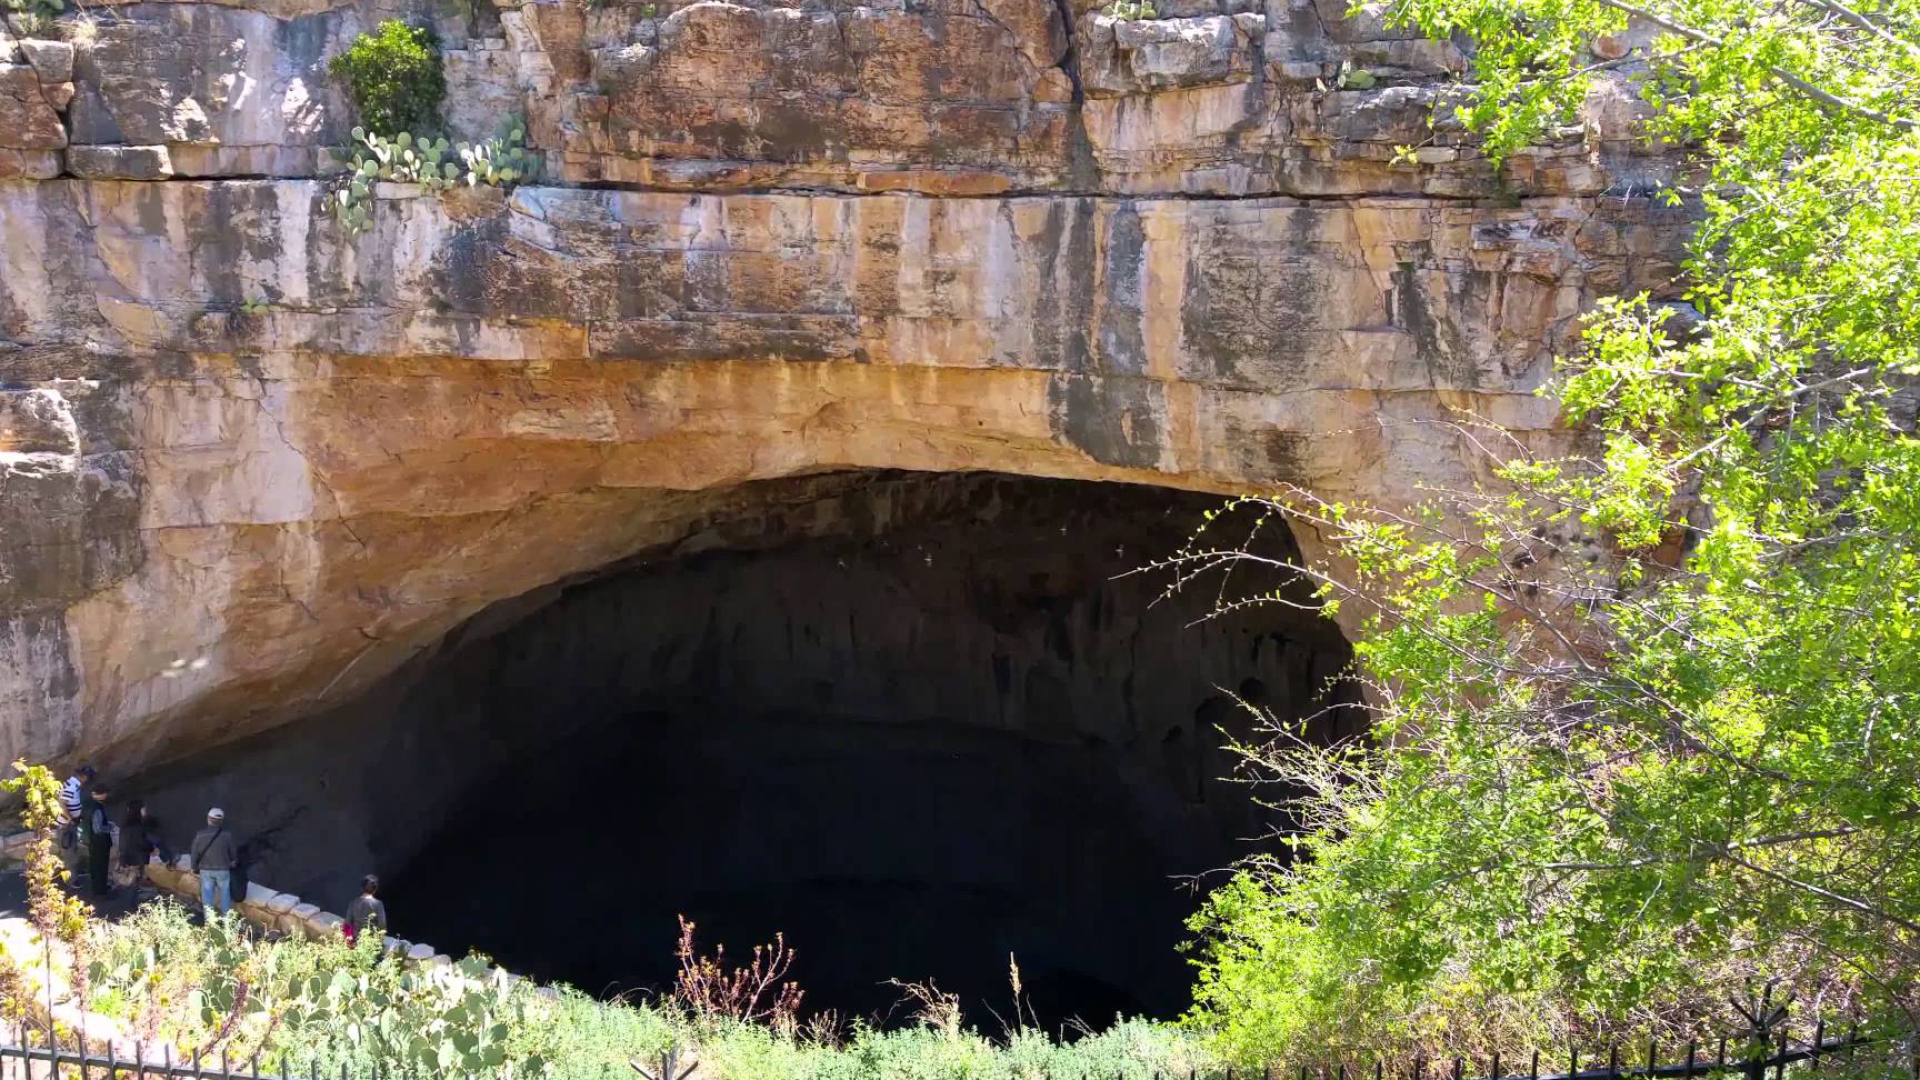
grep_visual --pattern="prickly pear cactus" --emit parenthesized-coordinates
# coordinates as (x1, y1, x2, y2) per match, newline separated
(330, 117, 541, 238)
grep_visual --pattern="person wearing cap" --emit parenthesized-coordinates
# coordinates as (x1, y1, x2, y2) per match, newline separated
(82, 781, 116, 898)
(190, 808, 237, 916)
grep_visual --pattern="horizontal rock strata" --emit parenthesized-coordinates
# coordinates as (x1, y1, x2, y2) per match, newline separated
(0, 0, 1690, 777)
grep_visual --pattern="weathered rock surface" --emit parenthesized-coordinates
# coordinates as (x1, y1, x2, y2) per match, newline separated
(0, 0, 1691, 781)
(0, 0, 1679, 194)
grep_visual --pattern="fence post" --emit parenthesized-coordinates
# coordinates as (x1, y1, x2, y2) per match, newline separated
(1530, 1051, 1538, 1080)
(1492, 1050, 1501, 1080)
(43, 937, 53, 1060)
(108, 1038, 117, 1080)
(1608, 1044, 1618, 1080)
(79, 1000, 88, 1080)
(1686, 1041, 1696, 1077)
(1742, 1029, 1766, 1080)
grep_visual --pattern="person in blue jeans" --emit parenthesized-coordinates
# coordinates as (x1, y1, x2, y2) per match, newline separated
(190, 808, 237, 916)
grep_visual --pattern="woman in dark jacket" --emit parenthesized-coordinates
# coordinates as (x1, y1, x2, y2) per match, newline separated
(117, 801, 162, 888)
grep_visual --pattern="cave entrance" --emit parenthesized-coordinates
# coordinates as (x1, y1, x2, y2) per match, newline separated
(139, 472, 1358, 1026)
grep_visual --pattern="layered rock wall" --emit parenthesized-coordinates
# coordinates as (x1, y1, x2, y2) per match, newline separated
(0, 0, 1690, 775)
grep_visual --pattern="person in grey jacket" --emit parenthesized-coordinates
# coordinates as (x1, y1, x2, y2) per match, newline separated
(190, 808, 237, 916)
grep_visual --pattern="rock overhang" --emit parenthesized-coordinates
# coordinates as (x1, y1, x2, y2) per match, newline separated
(0, 0, 1692, 778)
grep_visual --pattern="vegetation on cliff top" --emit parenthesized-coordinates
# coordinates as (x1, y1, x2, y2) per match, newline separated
(1172, 0, 1920, 1063)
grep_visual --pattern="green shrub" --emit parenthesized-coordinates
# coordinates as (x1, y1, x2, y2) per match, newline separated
(328, 20, 446, 136)
(76, 899, 1215, 1080)
(2, 0, 64, 34)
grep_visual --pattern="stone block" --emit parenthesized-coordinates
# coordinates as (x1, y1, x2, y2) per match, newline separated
(406, 942, 436, 962)
(66, 145, 173, 180)
(284, 902, 322, 937)
(239, 887, 282, 926)
(1083, 14, 1256, 95)
(0, 65, 66, 149)
(18, 40, 72, 84)
(166, 143, 322, 178)
(265, 892, 301, 916)
(69, 6, 341, 149)
(586, 0, 1077, 193)
(0, 389, 76, 456)
(1, 831, 35, 857)
(303, 911, 344, 941)
(0, 148, 59, 177)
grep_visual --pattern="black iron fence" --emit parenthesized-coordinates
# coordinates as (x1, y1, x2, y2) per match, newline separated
(0, 1019, 294, 1080)
(0, 1021, 1910, 1080)
(1295, 1030, 1906, 1080)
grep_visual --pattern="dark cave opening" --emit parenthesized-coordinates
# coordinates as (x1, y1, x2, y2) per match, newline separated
(136, 471, 1358, 1027)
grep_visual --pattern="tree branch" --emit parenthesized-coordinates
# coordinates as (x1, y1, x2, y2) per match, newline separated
(1586, 0, 1918, 129)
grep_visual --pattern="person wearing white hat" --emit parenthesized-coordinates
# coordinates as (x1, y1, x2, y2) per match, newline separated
(190, 808, 237, 916)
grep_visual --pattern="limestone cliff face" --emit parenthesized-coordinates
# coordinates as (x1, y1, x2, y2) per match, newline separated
(0, 0, 1689, 773)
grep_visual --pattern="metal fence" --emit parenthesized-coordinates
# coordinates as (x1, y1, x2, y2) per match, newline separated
(0, 1019, 298, 1080)
(0, 1021, 1909, 1080)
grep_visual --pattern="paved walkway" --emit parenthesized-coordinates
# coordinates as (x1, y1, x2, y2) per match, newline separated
(0, 865, 173, 923)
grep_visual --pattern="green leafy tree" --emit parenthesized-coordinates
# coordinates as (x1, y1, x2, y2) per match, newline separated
(3, 761, 94, 1010)
(328, 21, 446, 137)
(1165, 0, 1920, 1062)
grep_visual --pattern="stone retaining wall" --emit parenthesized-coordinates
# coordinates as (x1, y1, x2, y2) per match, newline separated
(144, 855, 450, 965)
(2, 830, 456, 969)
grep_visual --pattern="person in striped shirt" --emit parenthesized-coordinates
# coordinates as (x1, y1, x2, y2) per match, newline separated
(57, 765, 96, 886)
